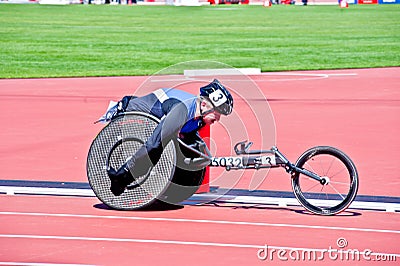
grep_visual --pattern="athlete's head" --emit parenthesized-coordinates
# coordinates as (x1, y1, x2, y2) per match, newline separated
(199, 79, 233, 125)
(200, 79, 234, 116)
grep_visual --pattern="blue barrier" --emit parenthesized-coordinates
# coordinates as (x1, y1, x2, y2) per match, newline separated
(379, 0, 400, 3)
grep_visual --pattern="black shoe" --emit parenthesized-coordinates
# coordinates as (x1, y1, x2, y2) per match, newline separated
(107, 165, 134, 196)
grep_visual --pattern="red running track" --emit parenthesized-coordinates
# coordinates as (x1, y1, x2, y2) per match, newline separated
(0, 68, 399, 195)
(0, 195, 399, 265)
(0, 68, 399, 265)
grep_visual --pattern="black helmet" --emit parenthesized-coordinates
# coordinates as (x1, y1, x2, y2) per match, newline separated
(199, 79, 234, 116)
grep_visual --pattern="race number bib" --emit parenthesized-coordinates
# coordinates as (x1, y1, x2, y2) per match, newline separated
(260, 155, 276, 166)
(211, 157, 243, 168)
(208, 89, 227, 107)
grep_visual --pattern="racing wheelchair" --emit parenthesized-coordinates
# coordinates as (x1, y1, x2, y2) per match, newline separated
(87, 112, 359, 215)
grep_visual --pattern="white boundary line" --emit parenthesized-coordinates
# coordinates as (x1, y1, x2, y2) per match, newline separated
(261, 73, 357, 76)
(256, 72, 358, 82)
(184, 68, 261, 76)
(0, 186, 94, 197)
(1, 211, 399, 234)
(149, 71, 358, 83)
(0, 234, 399, 260)
(207, 195, 400, 213)
(1, 185, 399, 213)
(0, 263, 95, 266)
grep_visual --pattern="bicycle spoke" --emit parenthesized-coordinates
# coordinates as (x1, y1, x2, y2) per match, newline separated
(328, 167, 347, 179)
(304, 161, 318, 176)
(316, 157, 327, 176)
(324, 156, 336, 176)
(302, 180, 322, 193)
(320, 187, 328, 201)
(329, 180, 350, 186)
(328, 183, 346, 200)
(292, 146, 358, 215)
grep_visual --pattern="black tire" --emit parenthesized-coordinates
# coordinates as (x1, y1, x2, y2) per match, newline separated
(87, 112, 206, 210)
(157, 139, 206, 205)
(291, 146, 359, 215)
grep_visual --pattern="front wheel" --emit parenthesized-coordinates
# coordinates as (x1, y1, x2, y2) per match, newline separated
(291, 146, 359, 215)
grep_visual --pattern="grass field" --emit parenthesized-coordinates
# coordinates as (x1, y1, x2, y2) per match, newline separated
(0, 4, 399, 78)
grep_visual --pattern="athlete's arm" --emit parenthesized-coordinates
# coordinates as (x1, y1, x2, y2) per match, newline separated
(129, 99, 188, 177)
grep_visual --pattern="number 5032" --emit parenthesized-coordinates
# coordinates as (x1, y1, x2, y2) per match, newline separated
(211, 157, 243, 167)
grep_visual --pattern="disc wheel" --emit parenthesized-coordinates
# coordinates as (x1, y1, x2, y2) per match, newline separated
(291, 146, 359, 215)
(87, 112, 207, 210)
(87, 112, 176, 210)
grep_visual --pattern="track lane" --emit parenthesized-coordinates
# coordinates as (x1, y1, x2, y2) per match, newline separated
(1, 68, 399, 196)
(1, 68, 399, 265)
(1, 195, 399, 265)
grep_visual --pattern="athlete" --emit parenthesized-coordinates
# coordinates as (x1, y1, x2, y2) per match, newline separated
(107, 79, 234, 196)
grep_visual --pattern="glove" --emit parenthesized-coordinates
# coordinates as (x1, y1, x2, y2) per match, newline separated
(107, 163, 134, 196)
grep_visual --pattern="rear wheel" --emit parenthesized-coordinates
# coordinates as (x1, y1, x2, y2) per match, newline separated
(87, 112, 176, 210)
(291, 146, 359, 215)
(87, 112, 206, 210)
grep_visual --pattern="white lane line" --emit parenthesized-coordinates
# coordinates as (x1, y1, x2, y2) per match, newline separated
(149, 72, 358, 83)
(2, 187, 399, 213)
(256, 72, 358, 82)
(1, 211, 399, 234)
(265, 73, 357, 77)
(0, 234, 399, 260)
(0, 234, 259, 249)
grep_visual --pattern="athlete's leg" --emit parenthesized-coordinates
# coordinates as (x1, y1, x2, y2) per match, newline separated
(108, 100, 188, 196)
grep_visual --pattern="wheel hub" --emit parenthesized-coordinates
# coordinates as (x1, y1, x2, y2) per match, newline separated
(320, 176, 330, 185)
